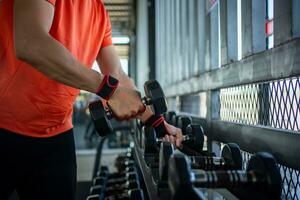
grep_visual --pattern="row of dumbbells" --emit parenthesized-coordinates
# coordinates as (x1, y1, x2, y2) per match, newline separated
(135, 111, 283, 200)
(86, 150, 145, 200)
(163, 142, 282, 200)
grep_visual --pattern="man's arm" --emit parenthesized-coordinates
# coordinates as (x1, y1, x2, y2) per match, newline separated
(97, 45, 153, 122)
(97, 45, 183, 146)
(14, 0, 144, 120)
(14, 0, 102, 93)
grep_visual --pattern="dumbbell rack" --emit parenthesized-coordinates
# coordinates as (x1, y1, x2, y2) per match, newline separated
(131, 125, 240, 200)
(132, 135, 170, 200)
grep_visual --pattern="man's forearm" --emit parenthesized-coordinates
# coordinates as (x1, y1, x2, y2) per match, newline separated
(16, 35, 102, 93)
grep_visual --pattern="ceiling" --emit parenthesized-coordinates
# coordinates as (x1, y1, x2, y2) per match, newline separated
(103, 0, 135, 37)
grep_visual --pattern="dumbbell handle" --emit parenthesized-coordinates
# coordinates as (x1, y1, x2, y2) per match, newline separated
(142, 96, 152, 105)
(157, 134, 194, 142)
(189, 156, 237, 170)
(192, 170, 265, 188)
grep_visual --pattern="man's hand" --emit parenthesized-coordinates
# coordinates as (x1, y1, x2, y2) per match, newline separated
(162, 122, 183, 148)
(107, 86, 145, 120)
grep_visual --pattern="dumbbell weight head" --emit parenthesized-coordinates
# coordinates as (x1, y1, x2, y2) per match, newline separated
(93, 176, 106, 186)
(171, 115, 180, 127)
(116, 152, 133, 163)
(116, 160, 135, 171)
(184, 124, 204, 151)
(168, 154, 196, 200)
(163, 111, 176, 125)
(128, 189, 145, 200)
(246, 152, 282, 200)
(98, 166, 136, 178)
(159, 141, 174, 181)
(126, 179, 140, 189)
(143, 80, 168, 115)
(177, 116, 192, 134)
(105, 172, 138, 187)
(105, 189, 144, 200)
(105, 180, 140, 195)
(143, 126, 158, 154)
(88, 100, 113, 136)
(96, 166, 109, 177)
(221, 143, 243, 170)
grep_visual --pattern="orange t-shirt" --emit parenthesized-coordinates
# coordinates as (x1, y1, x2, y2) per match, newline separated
(0, 0, 112, 137)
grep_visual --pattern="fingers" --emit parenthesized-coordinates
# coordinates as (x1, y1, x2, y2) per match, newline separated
(107, 100, 144, 121)
(163, 122, 183, 148)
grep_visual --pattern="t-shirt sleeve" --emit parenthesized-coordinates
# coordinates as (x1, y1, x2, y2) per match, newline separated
(46, 0, 56, 6)
(101, 10, 113, 48)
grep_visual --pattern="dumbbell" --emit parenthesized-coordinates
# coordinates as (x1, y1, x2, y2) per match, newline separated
(89, 80, 167, 136)
(115, 160, 135, 171)
(168, 152, 282, 200)
(115, 152, 133, 164)
(105, 188, 144, 200)
(163, 111, 176, 125)
(96, 166, 136, 179)
(159, 141, 242, 181)
(104, 180, 140, 196)
(90, 179, 140, 196)
(93, 172, 138, 186)
(142, 123, 204, 155)
(87, 189, 144, 200)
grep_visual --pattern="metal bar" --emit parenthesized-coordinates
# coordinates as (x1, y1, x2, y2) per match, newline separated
(220, 0, 228, 65)
(210, 3, 220, 69)
(227, 0, 238, 62)
(161, 0, 166, 87)
(132, 138, 160, 200)
(169, 0, 177, 84)
(148, 0, 156, 79)
(163, 39, 300, 97)
(155, 0, 160, 82)
(180, 0, 188, 80)
(293, 0, 300, 38)
(252, 0, 266, 53)
(274, 0, 292, 46)
(211, 120, 300, 170)
(205, 10, 211, 72)
(165, 0, 171, 86)
(197, 0, 206, 74)
(175, 0, 181, 82)
(241, 0, 253, 58)
(188, 0, 195, 78)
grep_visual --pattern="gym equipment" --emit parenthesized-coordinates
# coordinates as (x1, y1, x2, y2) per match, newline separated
(163, 111, 176, 125)
(87, 188, 144, 200)
(90, 180, 140, 195)
(168, 152, 282, 200)
(97, 166, 136, 179)
(159, 142, 242, 181)
(89, 80, 167, 136)
(93, 172, 138, 186)
(142, 123, 204, 155)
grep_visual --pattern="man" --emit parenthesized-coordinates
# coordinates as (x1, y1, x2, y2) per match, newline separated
(0, 0, 182, 199)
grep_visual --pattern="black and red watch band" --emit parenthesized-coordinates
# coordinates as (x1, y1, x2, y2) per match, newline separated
(96, 75, 119, 100)
(145, 115, 167, 137)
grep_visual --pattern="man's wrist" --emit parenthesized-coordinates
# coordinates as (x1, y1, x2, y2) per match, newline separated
(145, 114, 167, 137)
(96, 75, 119, 100)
